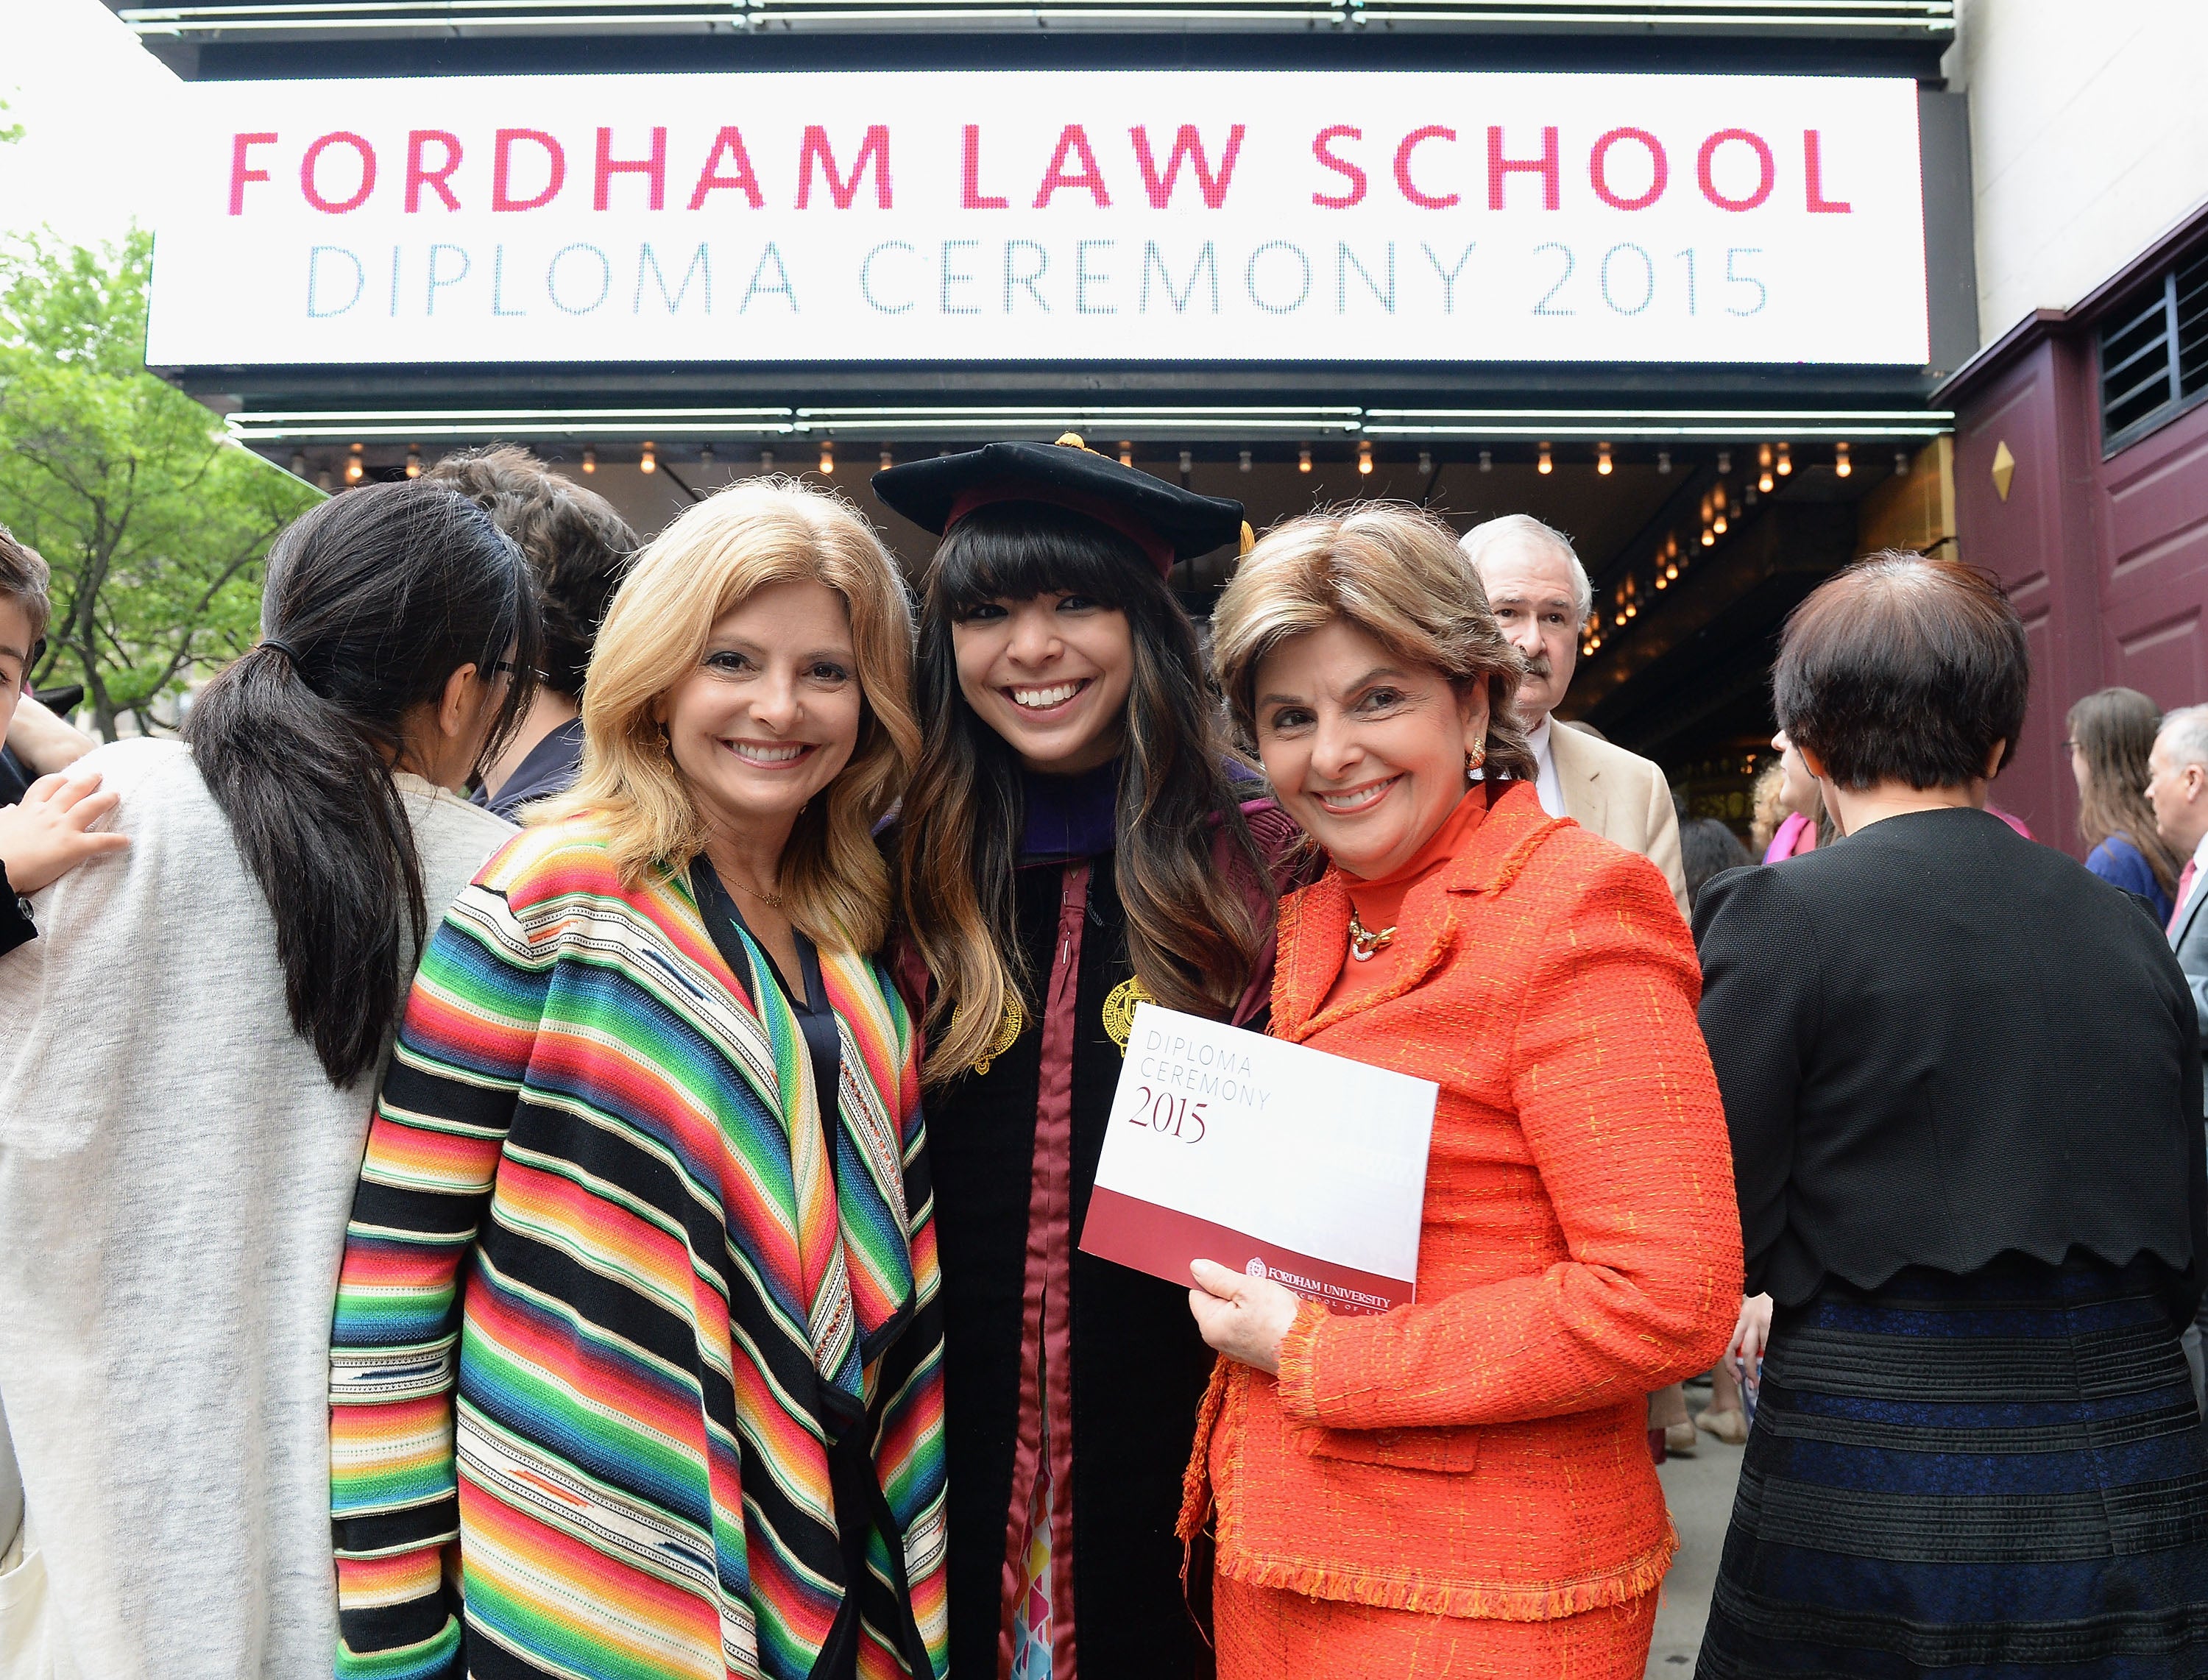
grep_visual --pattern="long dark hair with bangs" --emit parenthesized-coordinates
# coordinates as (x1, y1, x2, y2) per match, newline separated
(187, 481, 542, 1087)
(899, 500, 1271, 1086)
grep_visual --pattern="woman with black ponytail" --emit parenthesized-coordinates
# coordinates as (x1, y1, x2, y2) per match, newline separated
(0, 478, 539, 1679)
(876, 439, 1299, 1680)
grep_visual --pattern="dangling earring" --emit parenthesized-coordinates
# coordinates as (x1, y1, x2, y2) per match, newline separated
(1466, 738, 1487, 779)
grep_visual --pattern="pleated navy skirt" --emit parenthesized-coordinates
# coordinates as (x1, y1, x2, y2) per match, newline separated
(1697, 1254, 2208, 1679)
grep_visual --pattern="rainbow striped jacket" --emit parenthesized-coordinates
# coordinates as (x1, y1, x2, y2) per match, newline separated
(328, 818, 949, 1680)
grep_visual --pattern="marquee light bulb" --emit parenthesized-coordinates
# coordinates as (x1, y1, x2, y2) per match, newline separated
(1657, 449, 1671, 475)
(1760, 469, 1774, 493)
(760, 448, 775, 472)
(1298, 446, 1312, 474)
(1241, 450, 1254, 473)
(1418, 450, 1432, 476)
(1479, 449, 1493, 473)
(1666, 561, 1680, 580)
(1655, 574, 1667, 590)
(701, 444, 715, 470)
(1596, 442, 1613, 476)
(1716, 448, 1732, 475)
(1182, 448, 1196, 475)
(1701, 527, 1716, 547)
(1777, 442, 1793, 476)
(640, 442, 657, 475)
(819, 441, 835, 475)
(1357, 441, 1373, 476)
(1614, 612, 1626, 627)
(1713, 514, 1727, 534)
(1538, 442, 1553, 475)
(880, 447, 893, 471)
(1895, 449, 1911, 477)
(1120, 442, 1135, 467)
(289, 452, 306, 477)
(317, 469, 333, 492)
(581, 446, 596, 474)
(405, 447, 421, 478)
(344, 442, 364, 485)
(1834, 442, 1852, 478)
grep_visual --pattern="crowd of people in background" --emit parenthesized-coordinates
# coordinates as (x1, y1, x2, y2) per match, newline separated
(2, 437, 2207, 1680)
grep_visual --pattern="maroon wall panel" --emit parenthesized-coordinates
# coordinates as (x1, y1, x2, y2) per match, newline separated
(1953, 338, 2101, 849)
(2097, 398, 2208, 717)
(1955, 319, 2208, 857)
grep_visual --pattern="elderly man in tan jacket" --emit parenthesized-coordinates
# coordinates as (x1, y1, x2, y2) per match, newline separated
(1462, 514, 1704, 1457)
(1462, 513, 1689, 919)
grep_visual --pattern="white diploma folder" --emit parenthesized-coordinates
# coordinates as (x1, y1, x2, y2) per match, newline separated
(1078, 1003, 1438, 1314)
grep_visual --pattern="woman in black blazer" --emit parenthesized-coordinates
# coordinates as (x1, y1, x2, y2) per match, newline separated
(1693, 552, 2208, 1680)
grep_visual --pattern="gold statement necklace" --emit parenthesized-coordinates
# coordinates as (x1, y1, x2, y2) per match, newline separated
(1347, 910, 1396, 962)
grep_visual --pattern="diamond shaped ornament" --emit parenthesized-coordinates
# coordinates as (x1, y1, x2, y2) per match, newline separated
(1991, 440, 2016, 503)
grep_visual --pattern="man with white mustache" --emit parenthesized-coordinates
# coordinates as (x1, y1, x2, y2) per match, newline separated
(1463, 511, 1700, 1459)
(1462, 514, 1689, 919)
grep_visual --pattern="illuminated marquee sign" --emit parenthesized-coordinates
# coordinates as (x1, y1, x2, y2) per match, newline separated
(146, 71, 1929, 366)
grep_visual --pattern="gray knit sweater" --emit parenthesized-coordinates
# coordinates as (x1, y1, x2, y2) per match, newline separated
(0, 738, 515, 1678)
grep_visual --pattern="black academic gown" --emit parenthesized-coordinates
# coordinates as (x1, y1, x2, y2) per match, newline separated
(925, 770, 1289, 1680)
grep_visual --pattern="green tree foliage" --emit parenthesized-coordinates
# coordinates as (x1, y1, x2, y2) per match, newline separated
(0, 228, 320, 739)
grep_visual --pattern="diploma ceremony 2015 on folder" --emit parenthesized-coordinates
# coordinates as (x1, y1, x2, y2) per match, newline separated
(1079, 1003, 1437, 1315)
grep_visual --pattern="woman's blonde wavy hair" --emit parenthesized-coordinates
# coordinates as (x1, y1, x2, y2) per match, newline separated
(1209, 501, 1536, 785)
(537, 476, 920, 955)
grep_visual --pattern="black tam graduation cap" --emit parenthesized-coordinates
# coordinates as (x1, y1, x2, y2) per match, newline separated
(871, 435, 1251, 578)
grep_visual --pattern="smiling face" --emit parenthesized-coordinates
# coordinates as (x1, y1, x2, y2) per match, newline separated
(1471, 536, 1581, 723)
(656, 578, 863, 856)
(1253, 617, 1490, 879)
(950, 589, 1136, 776)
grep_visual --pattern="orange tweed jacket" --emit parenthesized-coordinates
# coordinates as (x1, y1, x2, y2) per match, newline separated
(1179, 779, 1743, 1620)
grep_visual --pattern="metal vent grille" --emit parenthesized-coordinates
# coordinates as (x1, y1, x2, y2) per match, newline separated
(2101, 249, 2208, 451)
(2176, 251, 2208, 395)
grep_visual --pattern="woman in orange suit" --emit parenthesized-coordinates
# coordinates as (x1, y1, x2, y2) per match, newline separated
(1182, 501, 1744, 1679)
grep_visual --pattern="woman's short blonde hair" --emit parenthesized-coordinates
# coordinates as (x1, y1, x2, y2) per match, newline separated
(1210, 501, 1537, 784)
(539, 476, 920, 954)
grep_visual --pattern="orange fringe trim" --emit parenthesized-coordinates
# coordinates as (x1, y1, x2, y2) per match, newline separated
(1178, 1355, 1233, 1546)
(1210, 1531, 1677, 1623)
(1270, 1299, 1327, 1422)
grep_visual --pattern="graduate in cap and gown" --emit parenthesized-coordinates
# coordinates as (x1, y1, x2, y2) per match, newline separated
(874, 439, 1298, 1680)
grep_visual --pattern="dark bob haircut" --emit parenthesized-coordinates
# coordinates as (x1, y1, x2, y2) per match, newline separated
(427, 444, 637, 699)
(1774, 549, 2029, 791)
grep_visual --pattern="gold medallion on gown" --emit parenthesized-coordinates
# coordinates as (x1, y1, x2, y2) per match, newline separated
(1101, 977, 1153, 1054)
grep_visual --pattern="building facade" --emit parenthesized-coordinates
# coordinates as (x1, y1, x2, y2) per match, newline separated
(1938, 0, 2208, 852)
(112, 0, 1969, 823)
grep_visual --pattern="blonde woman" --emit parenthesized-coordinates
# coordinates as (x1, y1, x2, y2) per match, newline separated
(326, 480, 945, 1680)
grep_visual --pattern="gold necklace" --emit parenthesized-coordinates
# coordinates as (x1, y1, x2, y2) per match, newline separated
(726, 876, 785, 910)
(1348, 909, 1395, 962)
